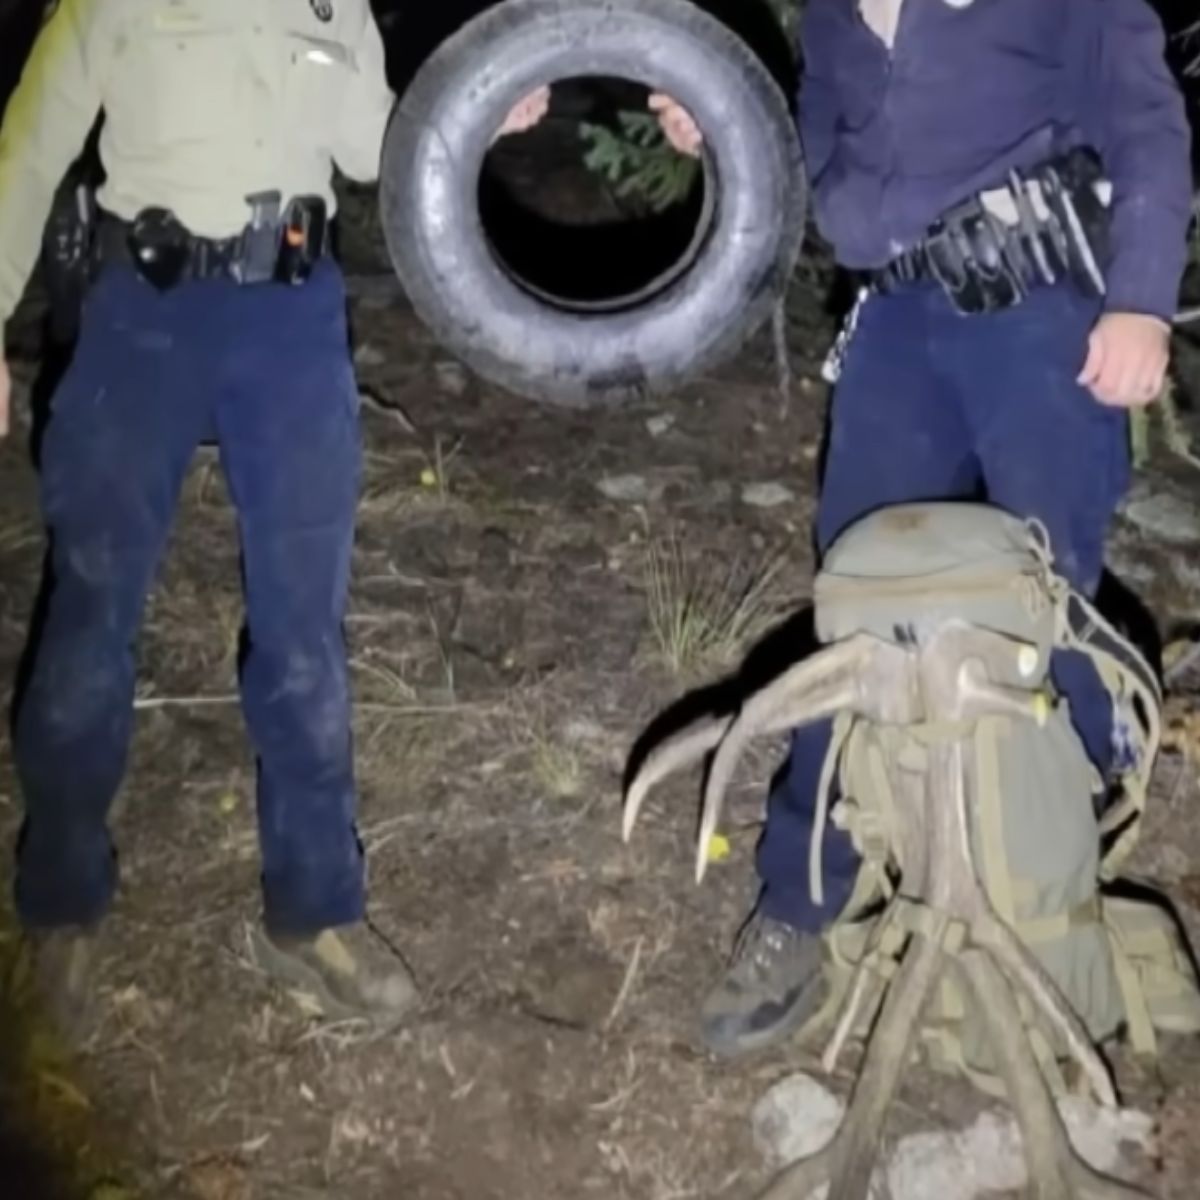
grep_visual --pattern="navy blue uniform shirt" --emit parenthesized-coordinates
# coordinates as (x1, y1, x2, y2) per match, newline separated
(799, 0, 1193, 320)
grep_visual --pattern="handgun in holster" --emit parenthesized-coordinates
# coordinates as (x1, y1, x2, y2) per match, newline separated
(275, 195, 328, 285)
(41, 177, 98, 344)
(237, 191, 327, 285)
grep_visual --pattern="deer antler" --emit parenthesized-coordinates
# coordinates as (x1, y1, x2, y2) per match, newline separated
(693, 635, 915, 883)
(622, 634, 920, 882)
(621, 713, 733, 843)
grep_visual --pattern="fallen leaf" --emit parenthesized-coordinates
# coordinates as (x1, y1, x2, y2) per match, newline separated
(38, 1070, 90, 1109)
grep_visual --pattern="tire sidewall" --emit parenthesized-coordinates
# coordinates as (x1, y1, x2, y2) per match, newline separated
(380, 0, 806, 407)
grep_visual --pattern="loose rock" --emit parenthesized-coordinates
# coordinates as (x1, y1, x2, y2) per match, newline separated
(353, 342, 386, 368)
(435, 360, 469, 397)
(751, 1073, 844, 1167)
(1121, 486, 1200, 544)
(742, 482, 796, 509)
(753, 1073, 1152, 1200)
(596, 474, 665, 504)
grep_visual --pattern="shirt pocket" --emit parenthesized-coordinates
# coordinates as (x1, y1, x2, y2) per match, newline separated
(281, 32, 355, 151)
(115, 15, 244, 145)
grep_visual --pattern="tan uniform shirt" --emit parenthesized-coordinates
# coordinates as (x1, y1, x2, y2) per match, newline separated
(0, 0, 394, 335)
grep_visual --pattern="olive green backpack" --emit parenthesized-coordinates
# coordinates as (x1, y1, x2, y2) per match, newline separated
(804, 502, 1200, 1093)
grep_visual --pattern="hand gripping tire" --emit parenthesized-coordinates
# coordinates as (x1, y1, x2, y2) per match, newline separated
(378, 0, 807, 408)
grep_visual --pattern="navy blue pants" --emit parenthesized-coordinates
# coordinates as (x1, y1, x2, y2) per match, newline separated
(12, 262, 365, 935)
(757, 282, 1130, 931)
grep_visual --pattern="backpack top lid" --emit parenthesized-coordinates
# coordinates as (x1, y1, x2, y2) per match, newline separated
(814, 502, 1060, 676)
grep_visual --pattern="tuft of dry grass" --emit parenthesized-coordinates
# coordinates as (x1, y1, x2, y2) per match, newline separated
(357, 437, 467, 520)
(509, 698, 587, 801)
(642, 529, 787, 676)
(142, 580, 242, 682)
(1163, 695, 1200, 764)
(0, 513, 40, 556)
(350, 649, 417, 706)
(417, 435, 463, 505)
(1133, 377, 1200, 473)
(528, 735, 585, 801)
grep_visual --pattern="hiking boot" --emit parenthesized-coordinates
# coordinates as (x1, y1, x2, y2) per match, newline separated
(14, 924, 105, 1046)
(249, 920, 419, 1025)
(700, 914, 828, 1057)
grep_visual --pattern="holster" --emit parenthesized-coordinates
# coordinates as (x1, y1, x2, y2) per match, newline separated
(41, 174, 98, 344)
(91, 193, 330, 291)
(874, 146, 1112, 316)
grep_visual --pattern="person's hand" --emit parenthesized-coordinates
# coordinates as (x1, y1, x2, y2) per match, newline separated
(648, 92, 702, 157)
(495, 88, 702, 157)
(0, 357, 9, 440)
(1078, 312, 1171, 408)
(494, 85, 551, 143)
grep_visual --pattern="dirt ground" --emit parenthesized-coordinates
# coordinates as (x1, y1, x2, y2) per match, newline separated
(4, 164, 1200, 1200)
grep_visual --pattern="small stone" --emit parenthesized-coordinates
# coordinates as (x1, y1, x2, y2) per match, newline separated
(1058, 1096, 1154, 1172)
(435, 361, 469, 397)
(645, 413, 675, 437)
(596, 474, 664, 504)
(753, 1078, 1151, 1200)
(1104, 543, 1158, 589)
(886, 1101, 1152, 1200)
(563, 717, 607, 744)
(741, 482, 796, 509)
(1171, 557, 1200, 597)
(887, 1113, 1024, 1200)
(1121, 487, 1200, 544)
(1154, 843, 1192, 879)
(353, 342, 386, 368)
(751, 1073, 844, 1167)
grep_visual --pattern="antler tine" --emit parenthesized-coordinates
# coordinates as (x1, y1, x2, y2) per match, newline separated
(621, 713, 733, 843)
(695, 634, 901, 884)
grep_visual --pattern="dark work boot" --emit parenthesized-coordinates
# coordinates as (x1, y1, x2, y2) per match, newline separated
(13, 924, 106, 1046)
(249, 919, 419, 1026)
(700, 913, 828, 1057)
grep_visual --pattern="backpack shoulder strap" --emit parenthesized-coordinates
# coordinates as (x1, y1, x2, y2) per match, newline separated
(1055, 589, 1162, 876)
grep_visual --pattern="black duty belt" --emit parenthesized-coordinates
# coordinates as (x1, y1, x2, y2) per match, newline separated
(868, 146, 1112, 316)
(94, 190, 330, 291)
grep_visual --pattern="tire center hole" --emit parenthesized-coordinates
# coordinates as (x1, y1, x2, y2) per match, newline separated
(478, 76, 713, 314)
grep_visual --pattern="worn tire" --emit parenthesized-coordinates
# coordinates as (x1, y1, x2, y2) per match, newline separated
(379, 0, 806, 408)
